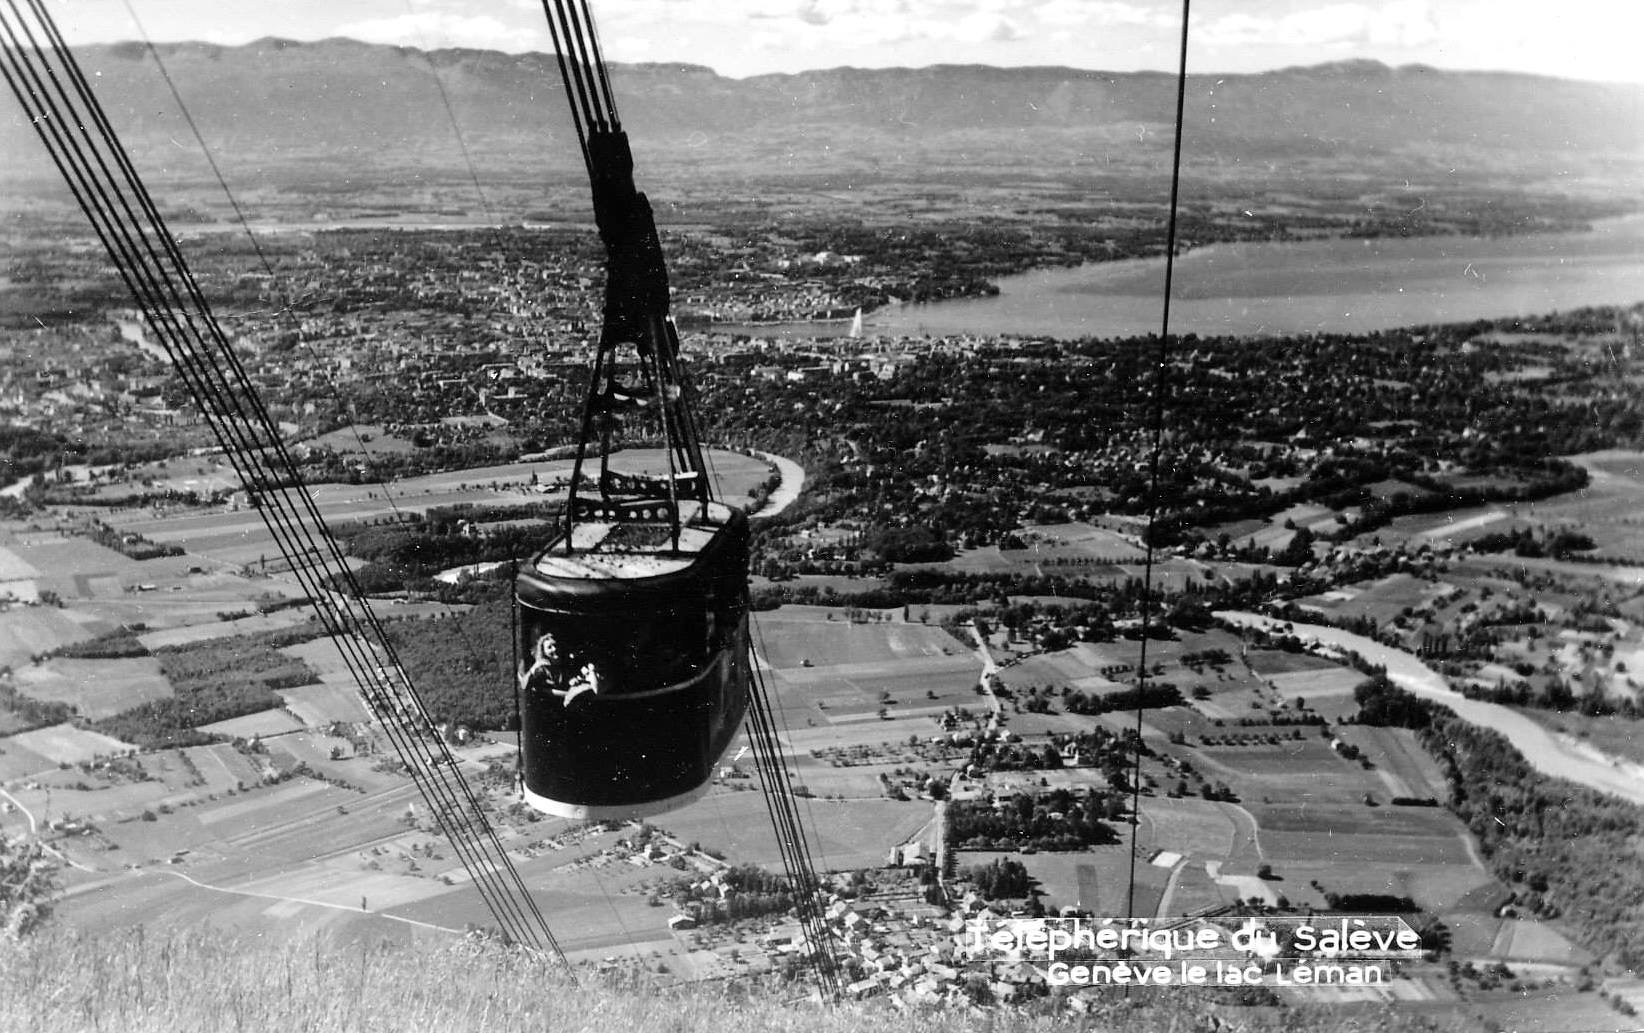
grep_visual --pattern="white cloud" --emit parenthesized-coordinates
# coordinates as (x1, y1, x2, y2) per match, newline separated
(1036, 0, 1160, 29)
(334, 12, 524, 50)
(1198, 1, 1438, 51)
(956, 12, 1022, 42)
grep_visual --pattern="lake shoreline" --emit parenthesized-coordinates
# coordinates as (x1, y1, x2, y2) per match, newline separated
(713, 215, 1644, 342)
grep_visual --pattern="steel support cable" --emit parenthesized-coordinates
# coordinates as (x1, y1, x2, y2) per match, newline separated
(1, 6, 566, 965)
(5, 0, 474, 890)
(1125, 0, 1193, 924)
(583, 0, 832, 984)
(98, 1, 423, 574)
(743, 675, 811, 919)
(558, 0, 612, 131)
(540, 1, 590, 168)
(656, 322, 711, 499)
(576, 0, 621, 127)
(0, 31, 549, 963)
(124, 0, 497, 499)
(26, 95, 553, 968)
(533, 0, 840, 991)
(748, 615, 833, 876)
(642, 315, 683, 532)
(546, 0, 607, 137)
(743, 654, 840, 998)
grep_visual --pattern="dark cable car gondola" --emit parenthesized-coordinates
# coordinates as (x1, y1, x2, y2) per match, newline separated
(514, 1, 749, 819)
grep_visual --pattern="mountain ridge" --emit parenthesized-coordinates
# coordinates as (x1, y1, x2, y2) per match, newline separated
(4, 38, 1639, 195)
(87, 38, 1637, 87)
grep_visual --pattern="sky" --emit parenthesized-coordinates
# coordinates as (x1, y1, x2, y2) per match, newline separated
(49, 0, 1644, 84)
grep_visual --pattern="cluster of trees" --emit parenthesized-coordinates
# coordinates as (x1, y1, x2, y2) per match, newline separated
(948, 791, 1121, 852)
(81, 520, 184, 561)
(660, 864, 793, 925)
(92, 700, 217, 749)
(1420, 714, 1644, 969)
(1461, 677, 1635, 718)
(1063, 683, 1184, 716)
(1351, 675, 1435, 729)
(1338, 461, 1589, 541)
(0, 682, 74, 733)
(715, 309, 1641, 572)
(0, 832, 58, 939)
(1353, 674, 1644, 968)
(1321, 892, 1419, 913)
(334, 511, 560, 595)
(863, 525, 953, 564)
(384, 598, 516, 730)
(0, 426, 175, 495)
(964, 740, 1065, 774)
(89, 627, 327, 747)
(1469, 526, 1596, 560)
(48, 628, 148, 660)
(963, 857, 1035, 901)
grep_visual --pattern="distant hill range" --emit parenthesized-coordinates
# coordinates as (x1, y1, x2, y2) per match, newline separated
(5, 38, 1641, 195)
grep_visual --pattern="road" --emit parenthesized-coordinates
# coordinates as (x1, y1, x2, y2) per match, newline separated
(0, 786, 37, 834)
(1216, 610, 1644, 806)
(0, 786, 97, 873)
(968, 622, 1004, 722)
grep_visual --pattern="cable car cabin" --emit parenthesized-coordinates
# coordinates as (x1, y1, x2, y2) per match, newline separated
(516, 496, 749, 819)
(512, 8, 752, 819)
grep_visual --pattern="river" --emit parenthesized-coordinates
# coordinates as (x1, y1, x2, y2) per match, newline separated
(1215, 611, 1644, 807)
(114, 317, 170, 362)
(717, 215, 1644, 341)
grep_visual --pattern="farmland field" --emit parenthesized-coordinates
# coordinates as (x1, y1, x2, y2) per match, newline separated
(753, 609, 968, 670)
(199, 709, 307, 738)
(1243, 649, 1347, 676)
(998, 846, 1171, 918)
(1258, 829, 1473, 866)
(279, 682, 373, 725)
(0, 606, 101, 666)
(1136, 796, 1245, 860)
(5, 533, 139, 579)
(1252, 795, 1461, 837)
(1267, 668, 1366, 710)
(1339, 726, 1450, 800)
(655, 788, 928, 871)
(99, 449, 772, 568)
(1293, 572, 1459, 628)
(1161, 859, 1232, 915)
(12, 656, 173, 720)
(0, 740, 56, 780)
(1493, 920, 1589, 964)
(6, 722, 134, 763)
(137, 606, 313, 649)
(752, 607, 983, 722)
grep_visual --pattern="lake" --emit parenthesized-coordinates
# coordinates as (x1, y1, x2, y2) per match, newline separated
(714, 215, 1644, 341)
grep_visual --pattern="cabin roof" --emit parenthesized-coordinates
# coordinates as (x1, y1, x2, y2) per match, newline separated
(531, 501, 737, 580)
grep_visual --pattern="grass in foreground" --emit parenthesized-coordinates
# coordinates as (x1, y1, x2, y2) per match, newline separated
(0, 926, 1472, 1033)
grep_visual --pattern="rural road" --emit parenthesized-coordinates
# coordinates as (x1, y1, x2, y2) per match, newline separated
(0, 786, 97, 872)
(968, 623, 1003, 721)
(1216, 610, 1644, 806)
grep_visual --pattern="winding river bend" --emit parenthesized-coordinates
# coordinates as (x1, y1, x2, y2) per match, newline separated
(1216, 611, 1644, 807)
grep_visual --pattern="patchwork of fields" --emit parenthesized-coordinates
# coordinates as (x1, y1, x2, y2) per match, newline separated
(3, 453, 1635, 1023)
